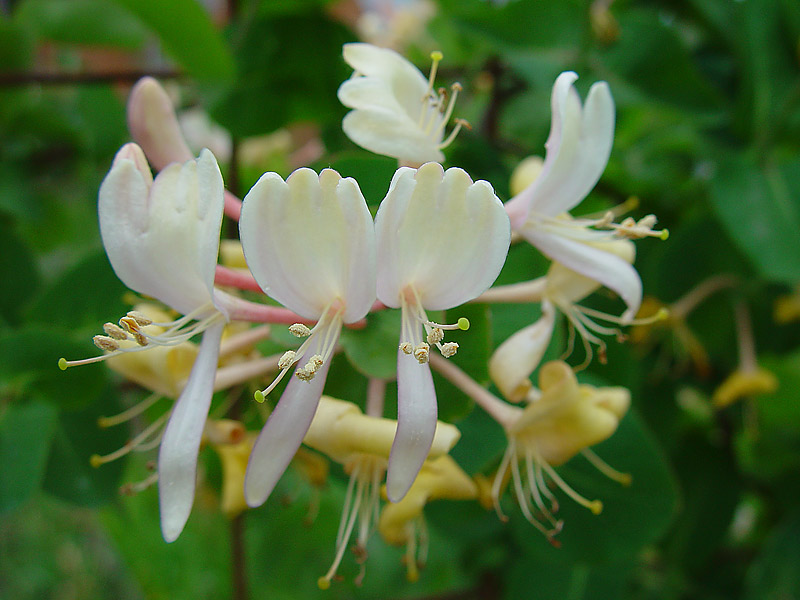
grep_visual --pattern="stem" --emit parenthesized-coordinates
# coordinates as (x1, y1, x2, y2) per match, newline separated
(734, 299, 758, 374)
(366, 378, 386, 418)
(473, 278, 547, 304)
(428, 353, 518, 427)
(230, 514, 248, 600)
(215, 265, 263, 292)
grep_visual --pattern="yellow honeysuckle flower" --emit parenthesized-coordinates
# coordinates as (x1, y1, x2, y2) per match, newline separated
(214, 433, 256, 519)
(378, 455, 477, 582)
(712, 368, 779, 409)
(303, 396, 460, 589)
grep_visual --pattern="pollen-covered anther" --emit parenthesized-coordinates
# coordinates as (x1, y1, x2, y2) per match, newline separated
(126, 311, 153, 326)
(306, 354, 324, 372)
(611, 214, 668, 240)
(119, 316, 148, 346)
(93, 335, 120, 352)
(295, 367, 316, 382)
(413, 342, 430, 364)
(440, 342, 459, 358)
(289, 323, 312, 338)
(426, 327, 444, 345)
(278, 350, 297, 370)
(400, 342, 414, 354)
(103, 322, 129, 340)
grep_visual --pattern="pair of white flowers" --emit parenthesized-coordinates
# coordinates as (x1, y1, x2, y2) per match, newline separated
(99, 142, 509, 542)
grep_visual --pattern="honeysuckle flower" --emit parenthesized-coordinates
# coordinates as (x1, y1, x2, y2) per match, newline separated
(378, 454, 477, 582)
(59, 144, 261, 542)
(503, 72, 649, 323)
(375, 161, 510, 502)
(338, 43, 466, 166)
(354, 0, 436, 51)
(493, 361, 630, 540)
(213, 432, 256, 519)
(302, 396, 460, 588)
(239, 167, 376, 508)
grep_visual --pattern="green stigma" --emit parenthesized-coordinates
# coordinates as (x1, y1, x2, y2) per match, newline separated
(254, 390, 266, 404)
(58, 358, 68, 371)
(457, 317, 470, 331)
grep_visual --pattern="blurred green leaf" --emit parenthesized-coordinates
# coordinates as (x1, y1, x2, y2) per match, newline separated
(324, 153, 397, 206)
(15, 0, 147, 49)
(0, 400, 58, 514)
(0, 218, 40, 325)
(709, 155, 800, 285)
(111, 0, 235, 80)
(340, 309, 401, 380)
(744, 511, 800, 600)
(504, 558, 631, 600)
(0, 17, 34, 73)
(42, 389, 128, 506)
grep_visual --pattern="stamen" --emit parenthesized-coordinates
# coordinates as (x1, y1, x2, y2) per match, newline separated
(432, 82, 462, 137)
(119, 472, 159, 496)
(103, 322, 129, 340)
(424, 317, 470, 331)
(440, 342, 458, 358)
(126, 311, 153, 326)
(581, 448, 632, 486)
(426, 327, 444, 345)
(90, 411, 170, 467)
(278, 350, 297, 370)
(93, 335, 120, 352)
(289, 323, 312, 338)
(404, 521, 419, 582)
(437, 118, 470, 150)
(536, 450, 603, 515)
(413, 343, 430, 364)
(491, 441, 516, 522)
(98, 392, 163, 428)
(399, 342, 414, 354)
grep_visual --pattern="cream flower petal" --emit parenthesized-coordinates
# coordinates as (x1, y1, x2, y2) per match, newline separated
(489, 301, 556, 402)
(375, 162, 510, 310)
(526, 228, 642, 322)
(342, 109, 445, 165)
(385, 350, 437, 503)
(244, 352, 334, 507)
(158, 321, 225, 542)
(505, 73, 615, 227)
(99, 147, 225, 316)
(239, 168, 376, 323)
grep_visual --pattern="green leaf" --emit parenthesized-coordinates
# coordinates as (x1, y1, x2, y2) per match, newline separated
(26, 250, 127, 330)
(0, 218, 40, 325)
(0, 18, 34, 73)
(744, 512, 800, 600)
(323, 153, 398, 206)
(509, 409, 679, 564)
(15, 0, 148, 49)
(111, 0, 235, 80)
(340, 309, 401, 380)
(709, 155, 800, 285)
(504, 558, 632, 600)
(42, 389, 128, 506)
(0, 400, 58, 513)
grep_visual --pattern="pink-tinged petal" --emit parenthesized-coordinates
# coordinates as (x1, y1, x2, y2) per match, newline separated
(386, 350, 437, 502)
(99, 149, 224, 316)
(375, 163, 510, 310)
(527, 228, 642, 322)
(158, 321, 225, 542)
(127, 77, 193, 171)
(239, 168, 376, 323)
(243, 342, 336, 507)
(505, 73, 615, 226)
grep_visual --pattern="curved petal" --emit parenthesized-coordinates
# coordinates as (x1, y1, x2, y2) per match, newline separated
(375, 163, 510, 310)
(244, 347, 335, 507)
(240, 168, 376, 323)
(386, 350, 437, 502)
(127, 77, 194, 171)
(342, 43, 429, 116)
(505, 74, 615, 226)
(342, 109, 444, 164)
(489, 302, 555, 402)
(99, 148, 224, 316)
(158, 321, 225, 542)
(527, 228, 642, 322)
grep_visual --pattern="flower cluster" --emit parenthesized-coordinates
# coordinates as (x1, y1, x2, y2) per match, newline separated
(61, 42, 665, 585)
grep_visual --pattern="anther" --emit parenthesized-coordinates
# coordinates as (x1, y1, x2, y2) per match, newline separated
(126, 311, 153, 326)
(427, 327, 444, 345)
(440, 342, 459, 358)
(400, 342, 414, 354)
(278, 350, 297, 370)
(103, 322, 129, 340)
(289, 323, 312, 338)
(413, 343, 430, 364)
(93, 335, 120, 352)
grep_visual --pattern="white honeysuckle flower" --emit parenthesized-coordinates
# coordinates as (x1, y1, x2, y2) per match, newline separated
(239, 167, 377, 508)
(489, 301, 556, 403)
(338, 43, 465, 166)
(375, 161, 510, 502)
(64, 143, 237, 543)
(503, 72, 643, 323)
